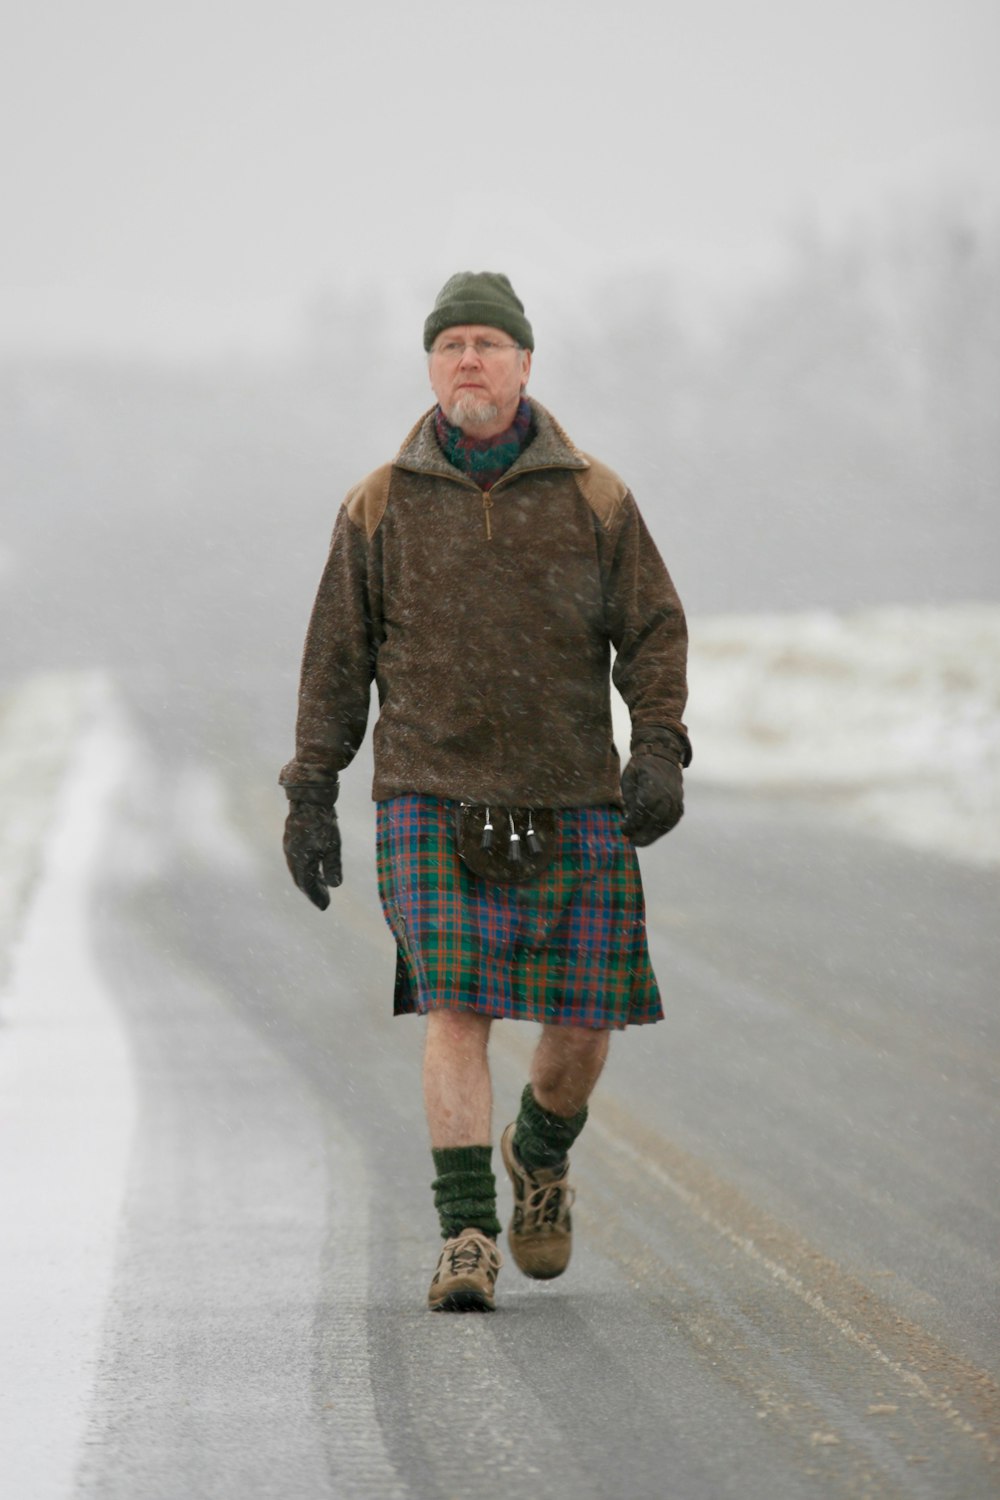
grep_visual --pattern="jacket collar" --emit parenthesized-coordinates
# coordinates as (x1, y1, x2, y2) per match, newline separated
(394, 398, 589, 482)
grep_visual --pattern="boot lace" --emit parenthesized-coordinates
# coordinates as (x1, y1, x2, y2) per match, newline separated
(446, 1231, 501, 1275)
(522, 1179, 576, 1233)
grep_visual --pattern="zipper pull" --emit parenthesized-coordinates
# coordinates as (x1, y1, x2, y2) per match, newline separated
(482, 490, 493, 540)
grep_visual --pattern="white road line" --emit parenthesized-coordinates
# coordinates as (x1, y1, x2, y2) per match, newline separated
(0, 684, 137, 1500)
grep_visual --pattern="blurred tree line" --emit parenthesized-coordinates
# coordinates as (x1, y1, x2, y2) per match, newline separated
(1, 194, 996, 762)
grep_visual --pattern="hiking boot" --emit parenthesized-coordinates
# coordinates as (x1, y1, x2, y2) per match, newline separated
(427, 1228, 502, 1312)
(500, 1122, 576, 1280)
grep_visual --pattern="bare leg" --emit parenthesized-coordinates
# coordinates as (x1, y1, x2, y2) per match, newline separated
(423, 1009, 494, 1147)
(501, 1025, 610, 1279)
(530, 1024, 610, 1118)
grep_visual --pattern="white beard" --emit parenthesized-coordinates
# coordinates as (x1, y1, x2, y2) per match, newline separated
(447, 393, 500, 431)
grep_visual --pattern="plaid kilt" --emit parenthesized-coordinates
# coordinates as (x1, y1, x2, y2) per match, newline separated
(375, 795, 662, 1029)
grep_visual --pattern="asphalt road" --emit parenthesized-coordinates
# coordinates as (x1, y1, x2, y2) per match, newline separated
(73, 751, 999, 1500)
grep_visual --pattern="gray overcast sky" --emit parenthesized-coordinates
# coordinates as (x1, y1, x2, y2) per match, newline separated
(2, 0, 998, 357)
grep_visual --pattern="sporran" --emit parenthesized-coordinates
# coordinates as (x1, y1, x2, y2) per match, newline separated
(453, 805, 557, 884)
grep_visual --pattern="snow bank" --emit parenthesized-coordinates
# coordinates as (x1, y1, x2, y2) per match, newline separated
(0, 672, 108, 989)
(0, 675, 136, 1500)
(613, 602, 1000, 866)
(686, 604, 1000, 867)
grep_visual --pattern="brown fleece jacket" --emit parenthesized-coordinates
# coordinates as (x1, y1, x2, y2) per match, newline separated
(280, 400, 690, 807)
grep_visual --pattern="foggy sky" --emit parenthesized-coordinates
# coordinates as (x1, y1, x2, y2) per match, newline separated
(2, 0, 998, 358)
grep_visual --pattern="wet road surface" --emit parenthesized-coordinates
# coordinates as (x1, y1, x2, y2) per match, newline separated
(74, 760, 1000, 1500)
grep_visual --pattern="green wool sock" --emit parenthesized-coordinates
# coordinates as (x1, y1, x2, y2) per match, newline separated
(513, 1083, 588, 1174)
(431, 1145, 501, 1240)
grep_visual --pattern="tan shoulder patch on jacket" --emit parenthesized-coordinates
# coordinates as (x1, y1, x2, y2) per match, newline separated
(344, 463, 394, 539)
(574, 453, 630, 529)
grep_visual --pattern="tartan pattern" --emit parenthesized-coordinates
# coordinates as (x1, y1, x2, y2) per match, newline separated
(376, 795, 663, 1029)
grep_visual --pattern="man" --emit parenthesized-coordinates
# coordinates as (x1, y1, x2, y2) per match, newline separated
(280, 271, 690, 1312)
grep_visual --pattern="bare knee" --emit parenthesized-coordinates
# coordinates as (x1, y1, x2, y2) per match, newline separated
(538, 1023, 609, 1066)
(425, 1008, 492, 1059)
(532, 1025, 610, 1112)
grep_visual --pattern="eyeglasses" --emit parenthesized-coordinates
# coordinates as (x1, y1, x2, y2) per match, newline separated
(431, 338, 521, 360)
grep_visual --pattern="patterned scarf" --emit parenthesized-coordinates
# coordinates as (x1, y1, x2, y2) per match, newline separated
(434, 398, 535, 490)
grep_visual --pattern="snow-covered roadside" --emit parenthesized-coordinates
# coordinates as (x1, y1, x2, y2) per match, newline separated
(615, 603, 1000, 867)
(0, 673, 107, 991)
(0, 675, 136, 1500)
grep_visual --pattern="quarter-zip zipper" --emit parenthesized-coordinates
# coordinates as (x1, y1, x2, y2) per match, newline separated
(394, 460, 587, 542)
(475, 463, 579, 541)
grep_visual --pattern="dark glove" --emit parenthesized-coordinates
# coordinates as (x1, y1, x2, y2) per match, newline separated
(620, 752, 684, 846)
(282, 782, 342, 910)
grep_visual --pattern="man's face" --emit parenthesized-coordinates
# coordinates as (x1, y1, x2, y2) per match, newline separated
(428, 324, 531, 437)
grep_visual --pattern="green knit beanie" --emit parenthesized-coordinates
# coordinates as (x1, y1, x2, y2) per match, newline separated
(423, 271, 534, 352)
